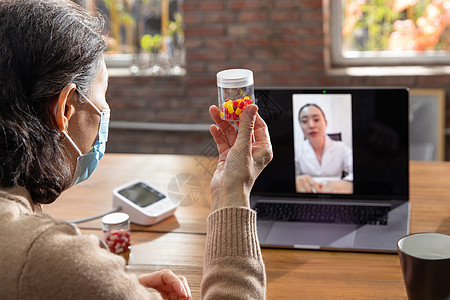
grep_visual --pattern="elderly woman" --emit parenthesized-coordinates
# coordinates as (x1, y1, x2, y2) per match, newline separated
(0, 1, 272, 299)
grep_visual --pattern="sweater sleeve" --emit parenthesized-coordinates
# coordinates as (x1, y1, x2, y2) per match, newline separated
(18, 220, 162, 300)
(201, 207, 266, 299)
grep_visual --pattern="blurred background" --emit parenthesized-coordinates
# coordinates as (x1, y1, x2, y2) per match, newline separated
(82, 0, 450, 160)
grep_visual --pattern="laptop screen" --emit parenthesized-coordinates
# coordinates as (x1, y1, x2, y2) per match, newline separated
(252, 87, 409, 201)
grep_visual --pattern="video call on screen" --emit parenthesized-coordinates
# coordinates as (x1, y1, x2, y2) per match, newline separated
(292, 94, 354, 195)
(252, 88, 409, 201)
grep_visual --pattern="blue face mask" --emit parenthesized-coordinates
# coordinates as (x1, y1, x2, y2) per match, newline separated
(60, 90, 110, 186)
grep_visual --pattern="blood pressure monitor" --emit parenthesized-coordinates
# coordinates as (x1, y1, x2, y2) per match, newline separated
(113, 180, 178, 226)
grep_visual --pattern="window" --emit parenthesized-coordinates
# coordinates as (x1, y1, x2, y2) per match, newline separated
(330, 0, 450, 67)
(85, 0, 185, 76)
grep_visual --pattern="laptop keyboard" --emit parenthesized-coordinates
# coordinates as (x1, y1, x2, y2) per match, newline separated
(255, 202, 390, 225)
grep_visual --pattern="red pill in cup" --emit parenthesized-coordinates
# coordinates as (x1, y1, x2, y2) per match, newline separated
(217, 69, 256, 121)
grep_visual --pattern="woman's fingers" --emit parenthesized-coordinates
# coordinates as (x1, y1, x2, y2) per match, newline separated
(233, 104, 258, 152)
(209, 105, 237, 146)
(179, 276, 191, 299)
(138, 270, 191, 299)
(296, 175, 321, 193)
(209, 124, 230, 155)
(253, 112, 271, 143)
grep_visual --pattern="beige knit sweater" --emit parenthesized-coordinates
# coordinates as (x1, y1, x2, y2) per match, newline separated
(0, 187, 266, 299)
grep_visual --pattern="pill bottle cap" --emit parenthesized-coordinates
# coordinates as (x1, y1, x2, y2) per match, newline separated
(217, 69, 254, 88)
(102, 212, 130, 226)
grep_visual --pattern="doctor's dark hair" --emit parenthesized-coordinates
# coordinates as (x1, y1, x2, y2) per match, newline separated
(0, 0, 106, 204)
(298, 103, 327, 122)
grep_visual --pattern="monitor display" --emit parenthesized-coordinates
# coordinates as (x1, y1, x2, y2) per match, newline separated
(119, 182, 165, 207)
(293, 93, 353, 194)
(253, 87, 409, 201)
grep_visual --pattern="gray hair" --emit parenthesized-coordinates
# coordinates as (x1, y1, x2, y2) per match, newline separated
(0, 0, 107, 204)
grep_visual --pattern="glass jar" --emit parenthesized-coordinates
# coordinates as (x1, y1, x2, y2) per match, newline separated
(101, 212, 131, 263)
(217, 69, 255, 121)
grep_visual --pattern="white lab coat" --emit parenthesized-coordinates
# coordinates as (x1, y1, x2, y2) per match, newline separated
(295, 135, 353, 181)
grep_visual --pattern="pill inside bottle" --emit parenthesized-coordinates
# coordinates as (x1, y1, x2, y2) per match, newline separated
(101, 212, 131, 263)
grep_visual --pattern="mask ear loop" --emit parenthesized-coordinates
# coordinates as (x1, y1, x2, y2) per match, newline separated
(61, 131, 83, 157)
(77, 89, 102, 115)
(53, 103, 83, 157)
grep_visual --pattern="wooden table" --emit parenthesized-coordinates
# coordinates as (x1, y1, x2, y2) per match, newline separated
(44, 154, 450, 299)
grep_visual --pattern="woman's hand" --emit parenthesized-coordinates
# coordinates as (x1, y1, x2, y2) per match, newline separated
(295, 174, 322, 193)
(138, 269, 192, 299)
(321, 180, 353, 194)
(209, 104, 273, 211)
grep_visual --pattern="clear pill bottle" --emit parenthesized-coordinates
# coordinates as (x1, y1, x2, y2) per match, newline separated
(101, 212, 131, 263)
(217, 69, 255, 121)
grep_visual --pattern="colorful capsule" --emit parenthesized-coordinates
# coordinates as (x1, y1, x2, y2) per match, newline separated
(220, 97, 253, 121)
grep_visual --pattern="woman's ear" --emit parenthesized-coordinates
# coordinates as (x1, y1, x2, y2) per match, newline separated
(54, 83, 77, 132)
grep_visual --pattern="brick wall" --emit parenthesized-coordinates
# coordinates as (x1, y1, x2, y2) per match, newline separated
(107, 0, 450, 159)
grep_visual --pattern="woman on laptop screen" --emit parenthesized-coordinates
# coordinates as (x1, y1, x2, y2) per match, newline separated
(294, 102, 353, 194)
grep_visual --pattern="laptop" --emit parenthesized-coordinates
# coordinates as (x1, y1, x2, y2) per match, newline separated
(251, 87, 410, 253)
